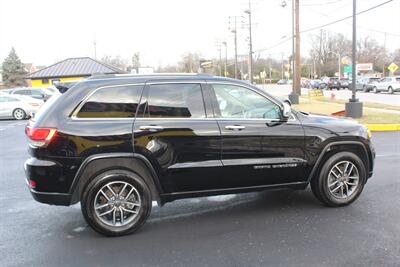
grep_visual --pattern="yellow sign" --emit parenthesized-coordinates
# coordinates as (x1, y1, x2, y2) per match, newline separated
(308, 89, 324, 99)
(388, 63, 399, 73)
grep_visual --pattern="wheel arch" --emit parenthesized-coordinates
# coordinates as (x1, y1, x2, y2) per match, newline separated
(308, 141, 371, 183)
(69, 153, 163, 206)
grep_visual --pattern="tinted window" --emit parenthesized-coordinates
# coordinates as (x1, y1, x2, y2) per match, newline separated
(77, 85, 143, 118)
(146, 83, 205, 118)
(212, 84, 282, 120)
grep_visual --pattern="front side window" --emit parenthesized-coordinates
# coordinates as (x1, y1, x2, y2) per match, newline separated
(77, 85, 143, 118)
(212, 84, 282, 120)
(145, 83, 206, 118)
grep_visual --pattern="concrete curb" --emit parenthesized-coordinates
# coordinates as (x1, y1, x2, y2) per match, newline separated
(365, 124, 400, 131)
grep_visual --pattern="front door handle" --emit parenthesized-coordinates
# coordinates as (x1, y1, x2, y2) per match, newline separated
(139, 125, 164, 131)
(225, 125, 245, 131)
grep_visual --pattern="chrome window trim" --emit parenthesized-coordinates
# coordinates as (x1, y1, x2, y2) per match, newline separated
(69, 80, 297, 122)
(70, 83, 145, 120)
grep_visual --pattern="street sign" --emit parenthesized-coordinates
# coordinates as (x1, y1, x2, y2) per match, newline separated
(356, 63, 373, 71)
(388, 63, 399, 73)
(343, 65, 352, 74)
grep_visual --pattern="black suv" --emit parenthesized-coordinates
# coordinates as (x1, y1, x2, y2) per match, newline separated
(25, 74, 375, 236)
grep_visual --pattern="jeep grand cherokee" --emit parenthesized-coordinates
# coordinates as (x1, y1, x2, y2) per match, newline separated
(25, 74, 375, 236)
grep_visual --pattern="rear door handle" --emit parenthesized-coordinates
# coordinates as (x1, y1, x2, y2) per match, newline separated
(225, 125, 245, 131)
(139, 125, 164, 131)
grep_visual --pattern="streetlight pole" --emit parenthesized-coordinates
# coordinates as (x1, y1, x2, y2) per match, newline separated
(345, 0, 363, 118)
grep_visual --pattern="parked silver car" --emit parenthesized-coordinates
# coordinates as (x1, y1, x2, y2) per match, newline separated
(372, 77, 400, 94)
(0, 94, 43, 120)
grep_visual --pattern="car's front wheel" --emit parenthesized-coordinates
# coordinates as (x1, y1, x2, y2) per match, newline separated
(13, 108, 26, 120)
(388, 86, 394, 94)
(373, 86, 379, 93)
(311, 152, 366, 207)
(81, 169, 152, 236)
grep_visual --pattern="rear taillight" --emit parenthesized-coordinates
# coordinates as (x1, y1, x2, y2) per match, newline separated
(25, 126, 57, 147)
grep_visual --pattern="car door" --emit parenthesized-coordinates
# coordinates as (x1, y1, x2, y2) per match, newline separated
(132, 81, 222, 194)
(0, 95, 20, 117)
(377, 78, 389, 90)
(209, 82, 307, 188)
(0, 96, 8, 117)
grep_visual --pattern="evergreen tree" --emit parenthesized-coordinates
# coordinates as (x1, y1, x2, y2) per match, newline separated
(1, 48, 27, 87)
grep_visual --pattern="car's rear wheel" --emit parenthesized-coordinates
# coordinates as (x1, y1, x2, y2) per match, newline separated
(13, 108, 26, 120)
(311, 152, 366, 207)
(81, 169, 152, 236)
(373, 86, 379, 94)
(388, 86, 394, 94)
(362, 85, 368, 92)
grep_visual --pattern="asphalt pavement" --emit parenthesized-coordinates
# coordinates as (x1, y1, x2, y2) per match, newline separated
(0, 119, 399, 267)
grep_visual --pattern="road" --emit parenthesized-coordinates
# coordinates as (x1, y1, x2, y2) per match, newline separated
(259, 84, 400, 106)
(0, 119, 400, 267)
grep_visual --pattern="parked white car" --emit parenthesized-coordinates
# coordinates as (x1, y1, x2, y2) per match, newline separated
(372, 76, 400, 94)
(0, 94, 43, 120)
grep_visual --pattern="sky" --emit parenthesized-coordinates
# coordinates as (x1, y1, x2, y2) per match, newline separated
(0, 0, 399, 68)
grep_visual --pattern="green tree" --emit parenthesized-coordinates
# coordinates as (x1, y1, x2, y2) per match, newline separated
(1, 48, 27, 87)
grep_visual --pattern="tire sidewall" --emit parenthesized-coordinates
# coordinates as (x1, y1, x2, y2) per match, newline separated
(319, 152, 366, 206)
(81, 170, 152, 236)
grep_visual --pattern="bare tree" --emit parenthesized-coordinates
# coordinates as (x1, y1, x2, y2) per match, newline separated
(357, 37, 387, 73)
(101, 55, 128, 70)
(309, 30, 351, 77)
(178, 52, 201, 73)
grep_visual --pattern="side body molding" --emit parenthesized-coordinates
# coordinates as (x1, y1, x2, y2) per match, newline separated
(69, 153, 163, 205)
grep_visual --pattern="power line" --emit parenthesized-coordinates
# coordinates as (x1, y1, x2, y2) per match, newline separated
(240, 0, 396, 55)
(301, 0, 394, 33)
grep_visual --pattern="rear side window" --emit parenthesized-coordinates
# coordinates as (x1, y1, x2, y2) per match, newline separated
(77, 85, 143, 118)
(145, 83, 205, 118)
(15, 89, 31, 95)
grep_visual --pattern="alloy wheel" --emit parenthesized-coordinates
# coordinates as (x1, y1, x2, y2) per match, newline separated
(93, 181, 141, 227)
(327, 161, 359, 199)
(13, 109, 25, 120)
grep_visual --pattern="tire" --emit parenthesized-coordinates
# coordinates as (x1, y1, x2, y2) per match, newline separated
(310, 152, 366, 207)
(362, 85, 368, 93)
(81, 169, 152, 236)
(13, 108, 26, 120)
(388, 86, 393, 94)
(373, 86, 379, 94)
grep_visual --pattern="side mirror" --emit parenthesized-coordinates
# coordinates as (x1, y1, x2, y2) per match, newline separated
(283, 99, 292, 106)
(282, 102, 291, 119)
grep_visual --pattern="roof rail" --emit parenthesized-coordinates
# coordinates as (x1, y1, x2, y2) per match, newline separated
(87, 73, 213, 80)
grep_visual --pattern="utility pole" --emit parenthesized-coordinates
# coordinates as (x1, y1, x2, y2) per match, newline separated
(222, 41, 228, 77)
(216, 43, 222, 76)
(288, 0, 300, 104)
(230, 16, 239, 79)
(93, 37, 97, 60)
(269, 55, 272, 83)
(345, 0, 362, 118)
(382, 32, 387, 77)
(245, 0, 253, 83)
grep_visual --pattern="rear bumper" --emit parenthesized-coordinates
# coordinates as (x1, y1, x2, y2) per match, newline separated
(24, 157, 75, 206)
(29, 188, 72, 206)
